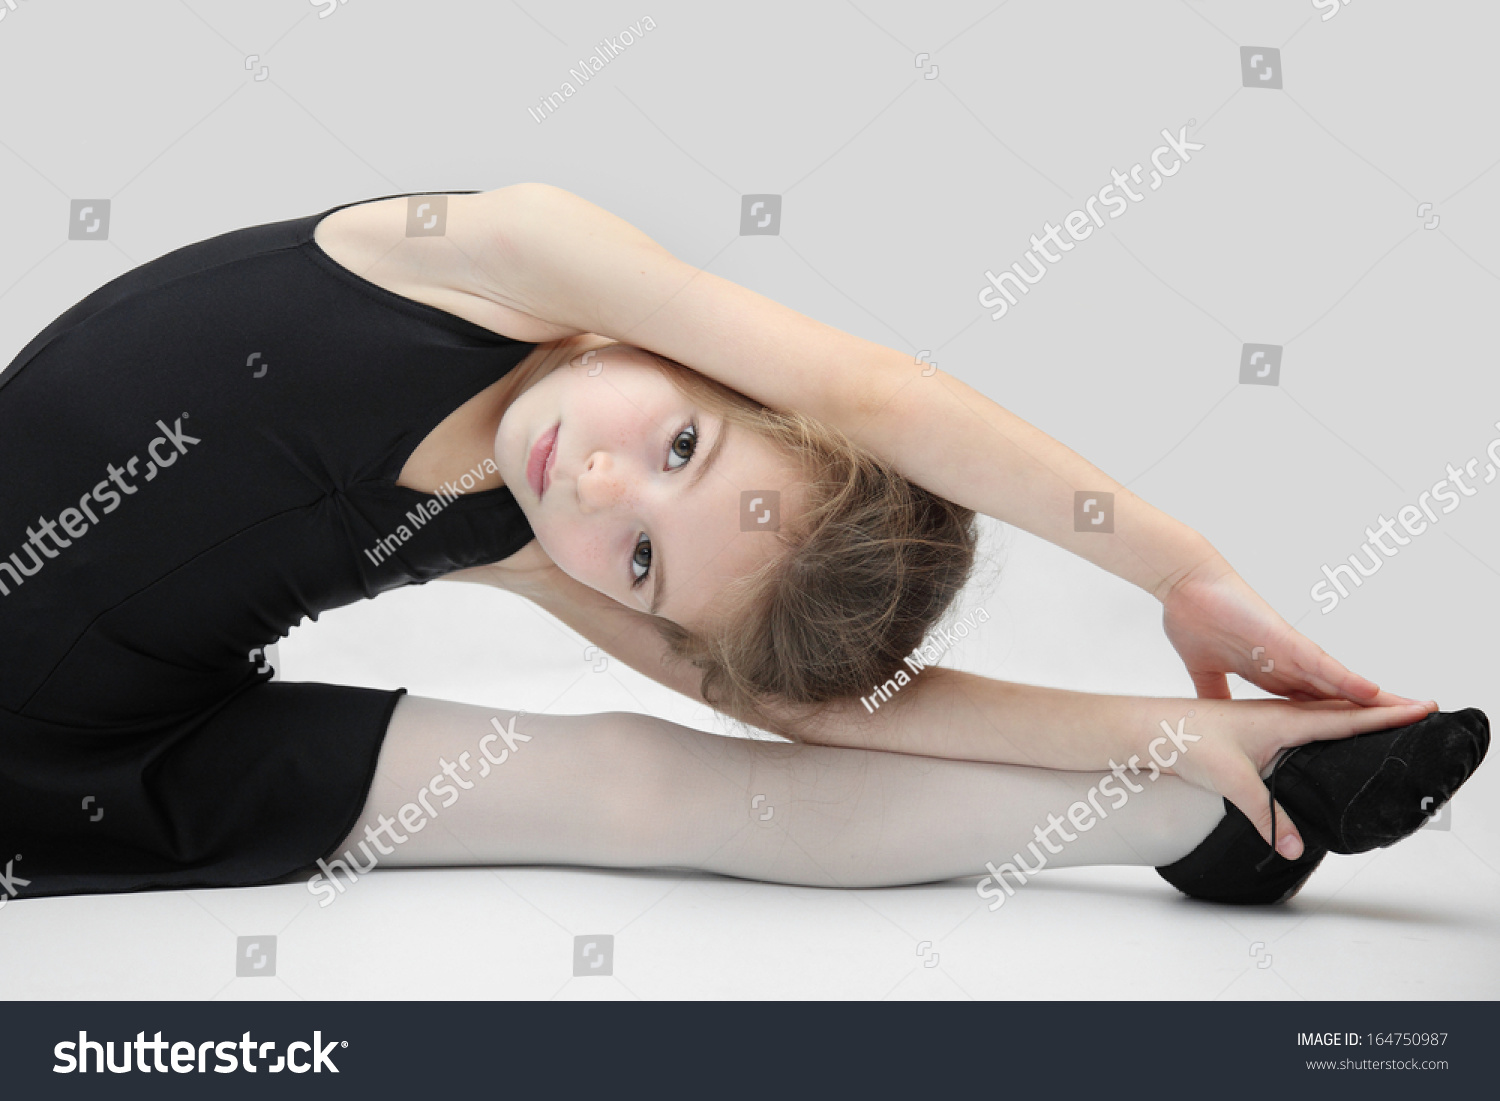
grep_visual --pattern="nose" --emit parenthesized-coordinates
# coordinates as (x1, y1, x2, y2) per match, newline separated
(576, 450, 632, 514)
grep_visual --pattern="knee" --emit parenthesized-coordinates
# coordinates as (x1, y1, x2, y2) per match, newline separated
(570, 711, 696, 857)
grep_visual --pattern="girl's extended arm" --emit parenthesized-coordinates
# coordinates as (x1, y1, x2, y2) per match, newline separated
(470, 183, 1421, 708)
(450, 553, 1433, 859)
(473, 183, 1202, 593)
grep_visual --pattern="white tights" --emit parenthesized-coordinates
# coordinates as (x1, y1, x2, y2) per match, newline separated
(328, 696, 1229, 890)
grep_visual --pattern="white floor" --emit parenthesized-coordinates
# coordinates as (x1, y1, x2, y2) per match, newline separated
(2, 527, 1495, 1000)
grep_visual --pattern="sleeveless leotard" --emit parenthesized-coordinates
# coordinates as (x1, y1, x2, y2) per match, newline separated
(0, 190, 536, 899)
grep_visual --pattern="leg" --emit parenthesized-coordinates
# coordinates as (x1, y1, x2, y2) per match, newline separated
(327, 696, 1227, 889)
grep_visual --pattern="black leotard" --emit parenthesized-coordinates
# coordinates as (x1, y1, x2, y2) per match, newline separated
(0, 191, 537, 900)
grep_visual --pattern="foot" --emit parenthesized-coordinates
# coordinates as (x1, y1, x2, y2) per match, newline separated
(1157, 798, 1327, 905)
(1157, 708, 1488, 904)
(1269, 707, 1489, 854)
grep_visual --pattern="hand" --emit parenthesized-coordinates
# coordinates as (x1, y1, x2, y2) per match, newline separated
(1165, 697, 1436, 857)
(1159, 554, 1430, 708)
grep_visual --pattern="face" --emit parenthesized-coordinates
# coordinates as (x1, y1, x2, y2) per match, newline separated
(494, 343, 801, 632)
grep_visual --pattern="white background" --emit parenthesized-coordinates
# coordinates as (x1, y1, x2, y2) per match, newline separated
(0, 0, 1495, 999)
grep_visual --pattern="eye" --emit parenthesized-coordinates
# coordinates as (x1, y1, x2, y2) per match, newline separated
(666, 424, 697, 470)
(630, 533, 652, 586)
(632, 423, 695, 589)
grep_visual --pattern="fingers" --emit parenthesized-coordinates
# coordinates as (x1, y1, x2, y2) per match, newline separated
(1365, 689, 1435, 708)
(1266, 635, 1372, 703)
(1192, 671, 1232, 700)
(1220, 758, 1303, 857)
(1285, 702, 1434, 746)
(1245, 654, 1348, 703)
(1281, 640, 1434, 709)
(1267, 798, 1302, 858)
(1324, 663, 1382, 702)
(1299, 646, 1427, 707)
(1334, 701, 1433, 735)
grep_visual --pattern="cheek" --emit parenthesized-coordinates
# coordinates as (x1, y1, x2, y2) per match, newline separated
(532, 515, 618, 594)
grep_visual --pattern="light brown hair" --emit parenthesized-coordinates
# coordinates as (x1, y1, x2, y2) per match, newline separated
(628, 346, 979, 733)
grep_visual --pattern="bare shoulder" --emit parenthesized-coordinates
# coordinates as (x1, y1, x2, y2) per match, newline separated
(311, 186, 584, 344)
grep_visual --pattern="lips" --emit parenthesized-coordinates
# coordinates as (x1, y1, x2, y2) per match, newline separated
(526, 422, 560, 500)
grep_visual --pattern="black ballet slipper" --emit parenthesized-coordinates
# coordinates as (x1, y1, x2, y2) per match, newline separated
(1156, 708, 1489, 905)
(1266, 707, 1489, 855)
(1155, 797, 1328, 905)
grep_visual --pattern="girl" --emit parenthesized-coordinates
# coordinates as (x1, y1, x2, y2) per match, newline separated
(0, 185, 1484, 909)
